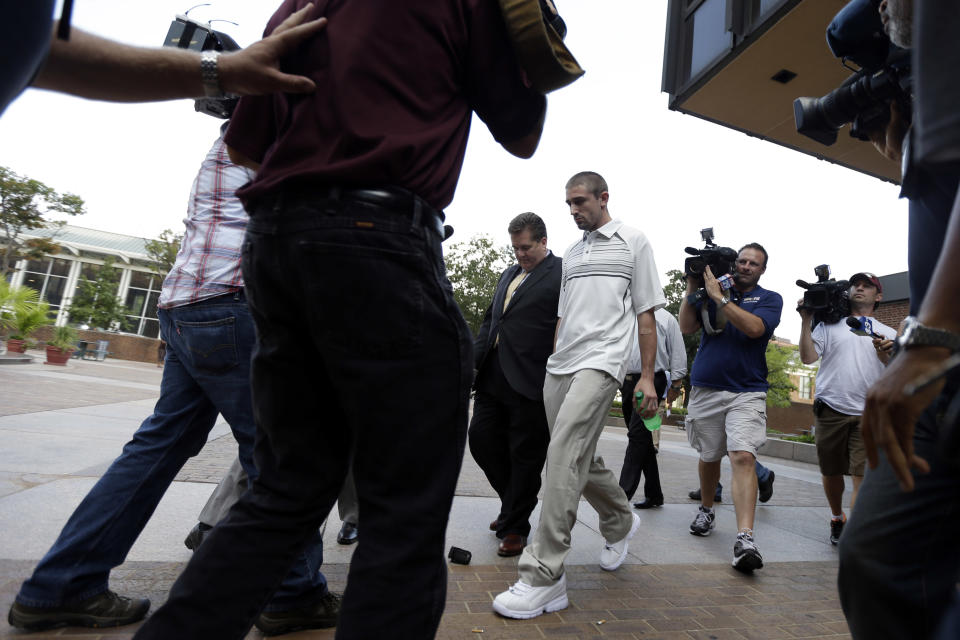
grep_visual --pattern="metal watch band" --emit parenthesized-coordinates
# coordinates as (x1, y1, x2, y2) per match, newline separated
(900, 316, 960, 352)
(200, 50, 222, 98)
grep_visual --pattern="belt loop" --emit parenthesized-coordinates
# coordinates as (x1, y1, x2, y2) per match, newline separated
(411, 196, 422, 232)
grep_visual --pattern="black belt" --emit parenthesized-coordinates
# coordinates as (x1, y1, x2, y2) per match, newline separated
(253, 183, 449, 239)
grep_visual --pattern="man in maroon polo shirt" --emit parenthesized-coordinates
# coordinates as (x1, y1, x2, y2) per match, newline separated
(134, 1, 549, 638)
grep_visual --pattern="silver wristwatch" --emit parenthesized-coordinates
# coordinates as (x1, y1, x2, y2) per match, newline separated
(200, 50, 222, 98)
(897, 316, 960, 352)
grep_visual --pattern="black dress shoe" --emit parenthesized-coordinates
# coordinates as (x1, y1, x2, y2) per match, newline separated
(632, 498, 664, 509)
(255, 590, 341, 636)
(688, 488, 722, 502)
(337, 521, 358, 545)
(183, 522, 212, 551)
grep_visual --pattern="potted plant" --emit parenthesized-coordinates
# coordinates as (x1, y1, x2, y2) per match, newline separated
(0, 282, 41, 352)
(45, 324, 78, 365)
(7, 300, 50, 353)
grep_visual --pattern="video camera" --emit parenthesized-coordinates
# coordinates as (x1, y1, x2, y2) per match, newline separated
(793, 0, 912, 147)
(797, 264, 850, 326)
(684, 228, 737, 305)
(162, 13, 241, 119)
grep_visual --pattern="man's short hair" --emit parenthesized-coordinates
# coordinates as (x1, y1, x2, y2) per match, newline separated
(739, 242, 769, 268)
(508, 212, 547, 242)
(565, 171, 608, 199)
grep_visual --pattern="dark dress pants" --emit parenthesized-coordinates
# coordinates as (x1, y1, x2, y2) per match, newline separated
(134, 194, 472, 640)
(468, 349, 549, 538)
(838, 378, 960, 640)
(618, 371, 668, 501)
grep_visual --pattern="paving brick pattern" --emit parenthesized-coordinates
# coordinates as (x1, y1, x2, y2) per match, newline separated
(0, 559, 848, 639)
(0, 359, 852, 638)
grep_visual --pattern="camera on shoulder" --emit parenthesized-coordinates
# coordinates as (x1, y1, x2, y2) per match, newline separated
(792, 0, 912, 147)
(797, 264, 850, 326)
(684, 228, 737, 305)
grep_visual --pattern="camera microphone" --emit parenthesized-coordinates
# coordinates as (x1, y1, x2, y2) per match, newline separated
(797, 279, 813, 289)
(685, 247, 701, 256)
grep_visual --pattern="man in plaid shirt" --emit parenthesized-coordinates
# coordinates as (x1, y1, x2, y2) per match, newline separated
(9, 129, 335, 634)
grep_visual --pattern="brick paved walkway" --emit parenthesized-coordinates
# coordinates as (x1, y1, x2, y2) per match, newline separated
(0, 359, 852, 639)
(0, 559, 846, 639)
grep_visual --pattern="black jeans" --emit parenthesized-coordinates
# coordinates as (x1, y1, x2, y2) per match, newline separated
(134, 192, 472, 640)
(618, 371, 668, 501)
(468, 349, 549, 538)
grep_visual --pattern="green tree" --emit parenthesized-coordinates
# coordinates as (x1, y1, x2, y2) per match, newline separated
(144, 228, 183, 279)
(663, 269, 700, 407)
(444, 234, 514, 334)
(765, 341, 799, 407)
(68, 258, 127, 330)
(0, 166, 85, 278)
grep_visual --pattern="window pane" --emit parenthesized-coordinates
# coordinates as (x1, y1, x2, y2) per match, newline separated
(689, 0, 732, 80)
(26, 259, 49, 274)
(44, 276, 67, 307)
(21, 272, 43, 292)
(141, 318, 160, 339)
(129, 271, 154, 289)
(119, 316, 140, 334)
(125, 289, 147, 315)
(759, 0, 782, 18)
(145, 291, 160, 318)
(80, 263, 100, 280)
(50, 258, 71, 277)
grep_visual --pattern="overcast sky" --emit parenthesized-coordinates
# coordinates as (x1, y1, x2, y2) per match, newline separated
(0, 1, 908, 344)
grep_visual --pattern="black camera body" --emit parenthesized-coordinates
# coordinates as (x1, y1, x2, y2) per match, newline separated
(684, 228, 737, 305)
(797, 264, 851, 325)
(793, 0, 912, 147)
(162, 14, 241, 119)
(684, 228, 737, 280)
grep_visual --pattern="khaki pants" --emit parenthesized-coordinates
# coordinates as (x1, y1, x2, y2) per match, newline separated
(518, 369, 634, 586)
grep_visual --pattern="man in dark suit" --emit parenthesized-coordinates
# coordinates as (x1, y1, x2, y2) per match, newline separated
(470, 212, 562, 557)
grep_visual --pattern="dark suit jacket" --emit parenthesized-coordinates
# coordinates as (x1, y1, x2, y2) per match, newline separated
(473, 254, 562, 401)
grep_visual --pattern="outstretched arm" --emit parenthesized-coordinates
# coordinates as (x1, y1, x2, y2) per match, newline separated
(34, 6, 326, 102)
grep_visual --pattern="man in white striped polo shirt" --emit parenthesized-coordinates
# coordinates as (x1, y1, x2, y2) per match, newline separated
(494, 171, 665, 619)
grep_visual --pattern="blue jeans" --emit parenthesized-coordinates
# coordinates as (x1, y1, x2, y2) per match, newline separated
(755, 460, 771, 483)
(712, 462, 769, 497)
(134, 191, 472, 640)
(16, 292, 325, 609)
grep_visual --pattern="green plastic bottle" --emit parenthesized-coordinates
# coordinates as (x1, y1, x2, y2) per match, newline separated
(634, 391, 662, 431)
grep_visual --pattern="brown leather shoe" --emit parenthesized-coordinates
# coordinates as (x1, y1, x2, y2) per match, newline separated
(497, 534, 526, 557)
(489, 519, 501, 532)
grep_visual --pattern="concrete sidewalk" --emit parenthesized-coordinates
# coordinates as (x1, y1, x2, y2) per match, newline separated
(0, 358, 851, 639)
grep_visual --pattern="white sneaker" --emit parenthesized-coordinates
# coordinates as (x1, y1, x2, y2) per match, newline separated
(599, 512, 641, 571)
(492, 574, 568, 619)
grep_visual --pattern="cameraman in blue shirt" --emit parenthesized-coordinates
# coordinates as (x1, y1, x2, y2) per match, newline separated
(678, 243, 783, 573)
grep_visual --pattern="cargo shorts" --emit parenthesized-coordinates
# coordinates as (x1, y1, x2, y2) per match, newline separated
(686, 386, 767, 462)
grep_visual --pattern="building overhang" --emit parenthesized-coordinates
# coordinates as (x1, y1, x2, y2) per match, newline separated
(663, 0, 901, 184)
